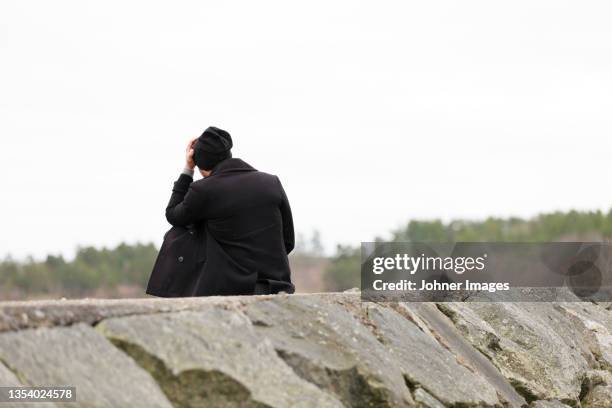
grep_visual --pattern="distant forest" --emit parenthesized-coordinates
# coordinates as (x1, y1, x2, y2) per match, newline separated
(323, 209, 612, 291)
(2, 209, 612, 299)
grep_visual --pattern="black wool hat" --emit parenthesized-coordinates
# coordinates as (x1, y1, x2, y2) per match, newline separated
(193, 126, 233, 170)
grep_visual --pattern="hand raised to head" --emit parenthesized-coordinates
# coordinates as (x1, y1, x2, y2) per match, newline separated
(185, 137, 197, 169)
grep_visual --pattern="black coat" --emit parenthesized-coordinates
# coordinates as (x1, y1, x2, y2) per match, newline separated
(146, 158, 295, 297)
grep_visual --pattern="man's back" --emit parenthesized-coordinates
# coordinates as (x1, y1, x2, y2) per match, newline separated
(165, 158, 295, 296)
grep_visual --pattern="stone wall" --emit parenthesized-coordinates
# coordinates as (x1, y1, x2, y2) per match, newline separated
(0, 293, 611, 407)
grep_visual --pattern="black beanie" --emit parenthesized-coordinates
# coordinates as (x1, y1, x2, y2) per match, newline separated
(193, 126, 233, 170)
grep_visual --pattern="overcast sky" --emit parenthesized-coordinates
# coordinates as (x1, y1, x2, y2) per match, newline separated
(1, 1, 612, 259)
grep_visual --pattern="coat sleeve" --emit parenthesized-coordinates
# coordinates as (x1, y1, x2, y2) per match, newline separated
(277, 177, 295, 254)
(165, 173, 206, 227)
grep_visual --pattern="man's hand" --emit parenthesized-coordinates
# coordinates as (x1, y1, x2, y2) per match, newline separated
(185, 138, 197, 170)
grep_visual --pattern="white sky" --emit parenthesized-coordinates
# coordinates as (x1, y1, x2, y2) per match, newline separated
(1, 1, 612, 259)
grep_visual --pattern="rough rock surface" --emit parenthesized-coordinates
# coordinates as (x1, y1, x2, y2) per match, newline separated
(364, 303, 499, 406)
(402, 302, 527, 407)
(96, 308, 342, 407)
(435, 302, 608, 405)
(529, 401, 572, 408)
(0, 293, 611, 407)
(0, 323, 172, 408)
(582, 385, 612, 407)
(244, 297, 414, 407)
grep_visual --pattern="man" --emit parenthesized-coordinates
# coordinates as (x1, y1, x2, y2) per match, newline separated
(162, 126, 295, 296)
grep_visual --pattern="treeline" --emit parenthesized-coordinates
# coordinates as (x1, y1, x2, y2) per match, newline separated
(0, 243, 158, 299)
(2, 209, 612, 299)
(322, 209, 612, 291)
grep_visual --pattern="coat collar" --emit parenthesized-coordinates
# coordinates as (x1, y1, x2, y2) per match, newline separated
(210, 158, 256, 176)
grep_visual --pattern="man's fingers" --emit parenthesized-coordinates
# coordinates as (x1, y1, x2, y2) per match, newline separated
(186, 138, 197, 151)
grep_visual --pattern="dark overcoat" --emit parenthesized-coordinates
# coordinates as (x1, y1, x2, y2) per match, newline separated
(146, 158, 295, 297)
